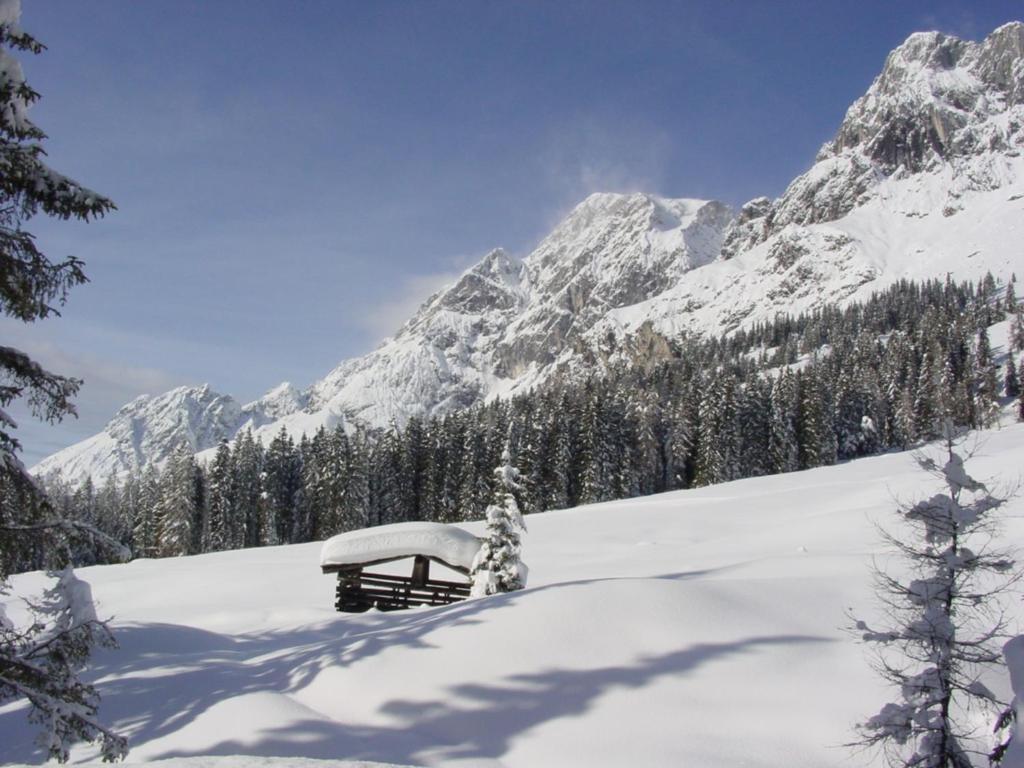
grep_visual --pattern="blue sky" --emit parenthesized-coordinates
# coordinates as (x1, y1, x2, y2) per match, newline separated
(6, 0, 1022, 465)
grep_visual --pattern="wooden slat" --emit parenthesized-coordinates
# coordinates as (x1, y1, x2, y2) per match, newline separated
(358, 573, 471, 591)
(333, 567, 472, 613)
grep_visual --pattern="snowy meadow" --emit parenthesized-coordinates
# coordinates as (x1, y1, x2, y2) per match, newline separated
(4, 423, 1024, 767)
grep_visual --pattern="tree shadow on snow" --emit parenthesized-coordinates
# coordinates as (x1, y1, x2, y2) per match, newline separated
(162, 633, 830, 766)
(0, 570, 825, 765)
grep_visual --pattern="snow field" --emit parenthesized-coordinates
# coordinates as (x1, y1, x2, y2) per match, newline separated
(5, 423, 1024, 766)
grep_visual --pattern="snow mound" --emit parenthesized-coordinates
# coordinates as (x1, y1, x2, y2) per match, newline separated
(320, 522, 482, 573)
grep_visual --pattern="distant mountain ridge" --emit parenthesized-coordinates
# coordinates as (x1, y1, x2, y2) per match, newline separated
(35, 22, 1024, 484)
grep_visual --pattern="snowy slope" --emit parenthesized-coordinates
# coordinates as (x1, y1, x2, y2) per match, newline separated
(6, 423, 1024, 767)
(34, 22, 1024, 484)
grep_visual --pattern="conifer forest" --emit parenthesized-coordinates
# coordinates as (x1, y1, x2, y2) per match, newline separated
(15, 274, 1024, 571)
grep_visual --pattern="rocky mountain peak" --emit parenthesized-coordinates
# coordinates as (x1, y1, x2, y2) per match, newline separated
(823, 24, 1023, 172)
(721, 23, 1024, 256)
(419, 248, 525, 320)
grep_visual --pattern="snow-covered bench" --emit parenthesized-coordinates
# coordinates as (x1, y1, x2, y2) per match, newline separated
(319, 522, 482, 612)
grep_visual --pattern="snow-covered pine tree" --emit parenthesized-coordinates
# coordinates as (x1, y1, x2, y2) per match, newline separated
(299, 428, 329, 539)
(1006, 281, 1018, 316)
(1012, 313, 1024, 353)
(438, 414, 468, 523)
(342, 427, 371, 532)
(629, 388, 664, 496)
(662, 388, 695, 490)
(1006, 356, 1021, 400)
(95, 471, 129, 554)
(375, 423, 408, 526)
(402, 415, 432, 521)
(263, 426, 302, 544)
(539, 397, 572, 512)
(470, 437, 527, 597)
(133, 464, 160, 558)
(975, 327, 1001, 428)
(232, 429, 264, 547)
(694, 372, 738, 486)
(850, 428, 1017, 768)
(206, 438, 234, 551)
(0, 4, 125, 759)
(914, 343, 945, 441)
(768, 368, 800, 474)
(156, 442, 198, 557)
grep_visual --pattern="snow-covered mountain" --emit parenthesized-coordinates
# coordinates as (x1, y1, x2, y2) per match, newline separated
(35, 22, 1024, 484)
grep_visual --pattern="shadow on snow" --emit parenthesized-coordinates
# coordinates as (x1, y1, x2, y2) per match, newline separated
(0, 571, 830, 765)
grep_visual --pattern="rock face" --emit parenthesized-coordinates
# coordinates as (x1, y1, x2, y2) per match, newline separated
(300, 193, 732, 427)
(35, 386, 241, 483)
(34, 22, 1024, 484)
(725, 22, 1024, 256)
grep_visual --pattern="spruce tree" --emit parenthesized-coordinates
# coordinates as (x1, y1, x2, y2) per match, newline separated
(233, 429, 264, 547)
(342, 428, 371, 532)
(133, 465, 161, 558)
(1012, 313, 1024, 353)
(206, 438, 234, 551)
(156, 443, 197, 558)
(975, 327, 1000, 428)
(0, 7, 125, 757)
(851, 430, 1017, 767)
(768, 369, 800, 474)
(694, 373, 737, 486)
(1006, 355, 1021, 400)
(470, 439, 527, 597)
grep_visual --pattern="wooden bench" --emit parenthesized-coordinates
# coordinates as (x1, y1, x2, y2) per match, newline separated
(323, 554, 472, 612)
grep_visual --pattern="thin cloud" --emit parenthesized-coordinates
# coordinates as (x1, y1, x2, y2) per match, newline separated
(916, 10, 981, 41)
(2, 319, 188, 464)
(359, 269, 468, 342)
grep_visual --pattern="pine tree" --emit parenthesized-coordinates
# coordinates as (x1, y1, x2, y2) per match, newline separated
(914, 344, 944, 440)
(694, 373, 737, 486)
(402, 416, 431, 521)
(342, 427, 371, 532)
(156, 443, 198, 557)
(95, 472, 129, 555)
(539, 401, 572, 511)
(0, 8, 124, 756)
(1006, 355, 1021, 400)
(300, 428, 330, 538)
(263, 427, 302, 544)
(850, 429, 1017, 767)
(1012, 313, 1024, 353)
(735, 374, 770, 478)
(768, 369, 800, 474)
(133, 464, 160, 558)
(233, 429, 264, 547)
(663, 388, 694, 490)
(375, 424, 408, 526)
(470, 439, 527, 597)
(975, 327, 1001, 428)
(798, 367, 832, 467)
(206, 438, 234, 551)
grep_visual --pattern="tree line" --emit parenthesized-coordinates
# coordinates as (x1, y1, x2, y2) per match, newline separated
(15, 273, 1024, 570)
